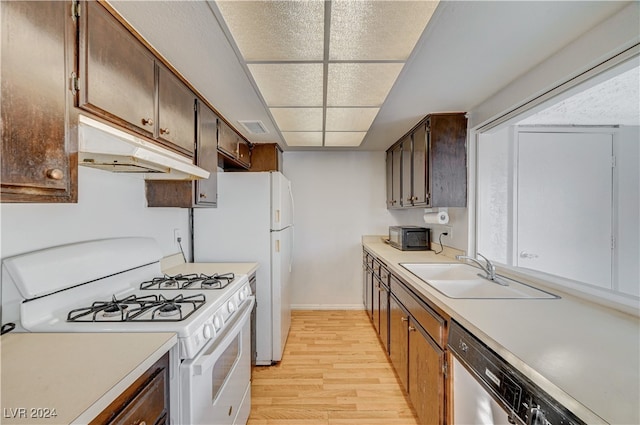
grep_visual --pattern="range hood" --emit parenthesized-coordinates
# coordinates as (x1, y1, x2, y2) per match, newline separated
(78, 115, 210, 180)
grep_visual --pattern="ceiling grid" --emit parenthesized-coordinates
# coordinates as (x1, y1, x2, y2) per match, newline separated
(214, 0, 439, 148)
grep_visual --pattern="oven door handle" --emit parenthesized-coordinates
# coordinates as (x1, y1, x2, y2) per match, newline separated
(192, 296, 255, 376)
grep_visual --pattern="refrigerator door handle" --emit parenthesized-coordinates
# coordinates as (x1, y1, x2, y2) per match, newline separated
(288, 181, 295, 226)
(288, 181, 295, 272)
(289, 226, 294, 273)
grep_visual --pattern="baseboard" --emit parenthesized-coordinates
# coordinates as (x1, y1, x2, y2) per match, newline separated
(291, 304, 365, 311)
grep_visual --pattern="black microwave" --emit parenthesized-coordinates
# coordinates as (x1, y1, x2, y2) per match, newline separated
(388, 226, 430, 251)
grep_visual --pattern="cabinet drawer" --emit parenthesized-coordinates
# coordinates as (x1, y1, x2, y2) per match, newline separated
(110, 370, 166, 425)
(391, 275, 444, 347)
(90, 353, 169, 425)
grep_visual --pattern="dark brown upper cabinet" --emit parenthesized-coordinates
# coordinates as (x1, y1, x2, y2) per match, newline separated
(78, 0, 156, 139)
(401, 134, 413, 206)
(249, 143, 283, 172)
(386, 113, 467, 209)
(157, 65, 197, 155)
(217, 120, 251, 170)
(386, 143, 402, 208)
(1, 0, 78, 203)
(194, 101, 219, 206)
(146, 99, 218, 208)
(78, 1, 195, 157)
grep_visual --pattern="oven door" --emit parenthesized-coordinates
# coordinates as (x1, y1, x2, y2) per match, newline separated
(180, 296, 255, 425)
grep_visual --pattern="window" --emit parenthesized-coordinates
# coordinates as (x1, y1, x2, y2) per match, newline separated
(475, 56, 639, 308)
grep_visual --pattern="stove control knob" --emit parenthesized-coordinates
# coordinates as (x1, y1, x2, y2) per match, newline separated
(228, 301, 236, 314)
(213, 316, 222, 331)
(239, 290, 246, 301)
(203, 323, 214, 340)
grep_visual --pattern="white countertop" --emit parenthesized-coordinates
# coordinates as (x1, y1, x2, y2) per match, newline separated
(363, 236, 640, 425)
(0, 332, 176, 425)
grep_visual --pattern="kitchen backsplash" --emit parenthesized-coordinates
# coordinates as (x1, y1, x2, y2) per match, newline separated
(0, 167, 189, 260)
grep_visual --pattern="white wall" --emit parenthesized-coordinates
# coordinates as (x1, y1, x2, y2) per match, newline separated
(470, 2, 639, 129)
(390, 207, 468, 252)
(0, 167, 189, 260)
(283, 151, 393, 308)
(616, 126, 640, 296)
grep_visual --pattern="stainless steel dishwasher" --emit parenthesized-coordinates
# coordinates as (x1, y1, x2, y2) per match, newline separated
(448, 320, 586, 425)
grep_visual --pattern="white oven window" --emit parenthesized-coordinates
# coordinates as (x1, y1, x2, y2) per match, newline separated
(212, 334, 240, 401)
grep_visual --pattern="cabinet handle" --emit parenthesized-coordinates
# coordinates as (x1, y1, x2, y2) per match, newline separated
(160, 127, 170, 135)
(199, 193, 207, 199)
(46, 168, 64, 180)
(408, 325, 416, 332)
(401, 317, 409, 322)
(141, 118, 154, 126)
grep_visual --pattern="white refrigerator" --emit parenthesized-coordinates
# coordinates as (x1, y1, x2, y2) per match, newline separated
(193, 171, 293, 365)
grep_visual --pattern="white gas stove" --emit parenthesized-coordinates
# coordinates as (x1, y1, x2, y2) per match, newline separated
(1, 237, 253, 425)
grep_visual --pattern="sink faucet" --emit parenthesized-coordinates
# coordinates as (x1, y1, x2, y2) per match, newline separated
(455, 253, 507, 286)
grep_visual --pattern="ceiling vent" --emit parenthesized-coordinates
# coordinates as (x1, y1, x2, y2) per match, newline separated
(238, 120, 269, 134)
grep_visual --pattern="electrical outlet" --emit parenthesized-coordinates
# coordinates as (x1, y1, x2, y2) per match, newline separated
(173, 228, 182, 246)
(441, 225, 453, 238)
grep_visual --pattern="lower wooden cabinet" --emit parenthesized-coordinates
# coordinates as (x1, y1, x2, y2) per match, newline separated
(379, 280, 390, 354)
(363, 248, 448, 425)
(409, 317, 445, 425)
(389, 295, 409, 392)
(90, 353, 169, 425)
(363, 258, 373, 319)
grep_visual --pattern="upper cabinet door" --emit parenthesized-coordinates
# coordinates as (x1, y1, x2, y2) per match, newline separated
(400, 136, 412, 207)
(429, 114, 467, 207)
(386, 150, 394, 208)
(1, 0, 77, 202)
(236, 140, 251, 168)
(217, 120, 238, 158)
(195, 101, 218, 206)
(78, 0, 156, 137)
(391, 144, 402, 208)
(411, 123, 428, 206)
(157, 65, 196, 156)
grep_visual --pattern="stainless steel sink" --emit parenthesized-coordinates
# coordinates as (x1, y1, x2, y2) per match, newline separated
(400, 263, 558, 299)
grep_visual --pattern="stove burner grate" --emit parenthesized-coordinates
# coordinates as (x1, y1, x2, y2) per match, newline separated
(66, 293, 206, 322)
(140, 273, 200, 290)
(67, 294, 158, 322)
(140, 272, 235, 290)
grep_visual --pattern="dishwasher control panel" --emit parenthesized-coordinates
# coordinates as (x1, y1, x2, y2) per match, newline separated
(448, 320, 587, 425)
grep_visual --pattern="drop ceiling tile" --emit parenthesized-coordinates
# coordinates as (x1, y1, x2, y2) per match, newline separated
(249, 63, 324, 107)
(216, 1, 324, 61)
(330, 0, 439, 61)
(324, 132, 366, 147)
(327, 63, 404, 106)
(282, 132, 323, 147)
(326, 108, 379, 131)
(270, 108, 323, 131)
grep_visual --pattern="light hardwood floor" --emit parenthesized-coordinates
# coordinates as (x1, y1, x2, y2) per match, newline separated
(247, 310, 420, 425)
